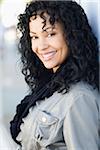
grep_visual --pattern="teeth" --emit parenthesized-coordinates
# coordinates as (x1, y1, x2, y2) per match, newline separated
(42, 51, 56, 60)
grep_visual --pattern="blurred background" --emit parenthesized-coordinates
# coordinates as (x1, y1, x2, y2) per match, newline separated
(0, 0, 30, 149)
(0, 0, 100, 149)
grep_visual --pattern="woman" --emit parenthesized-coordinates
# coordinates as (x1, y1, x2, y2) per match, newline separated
(10, 1, 100, 150)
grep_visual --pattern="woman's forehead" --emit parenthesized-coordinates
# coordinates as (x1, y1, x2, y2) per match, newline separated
(30, 11, 50, 22)
(29, 15, 63, 34)
(29, 15, 51, 30)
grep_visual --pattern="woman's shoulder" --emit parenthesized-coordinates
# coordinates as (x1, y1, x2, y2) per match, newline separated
(69, 81, 99, 97)
(61, 81, 99, 109)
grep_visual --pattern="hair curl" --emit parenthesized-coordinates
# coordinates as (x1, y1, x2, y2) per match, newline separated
(17, 0, 99, 92)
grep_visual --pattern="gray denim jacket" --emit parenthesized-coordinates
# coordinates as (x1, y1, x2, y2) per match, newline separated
(16, 82, 100, 150)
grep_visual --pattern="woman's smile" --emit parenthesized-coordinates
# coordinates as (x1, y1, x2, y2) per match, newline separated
(39, 50, 57, 61)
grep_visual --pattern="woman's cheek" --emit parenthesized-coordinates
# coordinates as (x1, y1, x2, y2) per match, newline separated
(48, 36, 61, 47)
(31, 42, 37, 53)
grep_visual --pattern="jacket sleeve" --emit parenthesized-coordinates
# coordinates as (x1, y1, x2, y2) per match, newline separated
(63, 93, 99, 150)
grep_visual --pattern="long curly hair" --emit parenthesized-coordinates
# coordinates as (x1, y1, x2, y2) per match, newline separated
(10, 1, 99, 144)
(17, 0, 99, 92)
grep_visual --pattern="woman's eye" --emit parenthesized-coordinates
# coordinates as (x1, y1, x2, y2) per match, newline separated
(47, 33, 56, 38)
(31, 36, 38, 40)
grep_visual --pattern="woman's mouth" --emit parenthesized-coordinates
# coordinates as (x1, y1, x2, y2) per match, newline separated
(42, 51, 57, 61)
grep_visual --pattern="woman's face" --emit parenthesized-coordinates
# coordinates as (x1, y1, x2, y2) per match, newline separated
(29, 14, 69, 72)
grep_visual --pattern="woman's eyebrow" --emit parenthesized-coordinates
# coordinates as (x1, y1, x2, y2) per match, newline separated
(29, 26, 55, 34)
(29, 31, 36, 34)
(43, 26, 55, 32)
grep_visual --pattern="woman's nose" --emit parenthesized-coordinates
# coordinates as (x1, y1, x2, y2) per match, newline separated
(38, 38, 48, 51)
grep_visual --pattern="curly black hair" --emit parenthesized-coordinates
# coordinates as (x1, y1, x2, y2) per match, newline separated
(17, 0, 99, 92)
(10, 0, 99, 144)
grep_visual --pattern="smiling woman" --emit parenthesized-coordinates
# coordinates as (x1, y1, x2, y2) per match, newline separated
(29, 15, 68, 72)
(10, 1, 100, 150)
